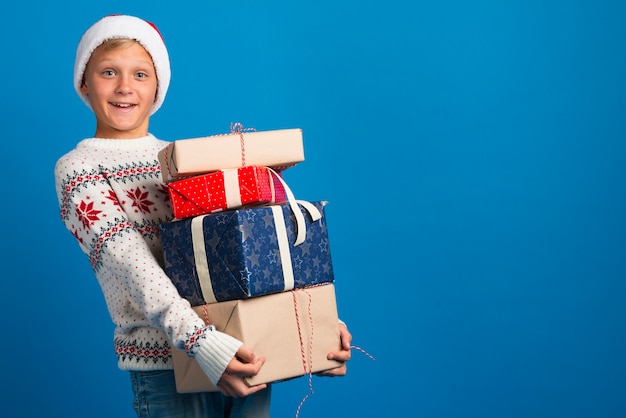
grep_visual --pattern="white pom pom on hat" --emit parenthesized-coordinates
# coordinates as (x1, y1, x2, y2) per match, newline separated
(74, 14, 171, 115)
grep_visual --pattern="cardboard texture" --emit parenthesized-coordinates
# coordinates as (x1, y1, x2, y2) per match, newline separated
(171, 347, 219, 392)
(158, 128, 304, 182)
(168, 166, 287, 219)
(171, 284, 342, 392)
(161, 201, 335, 305)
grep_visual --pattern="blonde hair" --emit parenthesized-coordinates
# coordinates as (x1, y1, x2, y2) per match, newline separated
(97, 37, 141, 51)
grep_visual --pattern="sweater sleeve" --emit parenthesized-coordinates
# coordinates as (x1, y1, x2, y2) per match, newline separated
(185, 324, 244, 385)
(54, 149, 241, 385)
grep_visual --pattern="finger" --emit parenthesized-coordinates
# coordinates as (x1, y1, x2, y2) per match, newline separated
(342, 336, 352, 350)
(235, 345, 257, 363)
(317, 364, 347, 377)
(328, 349, 351, 362)
(218, 375, 267, 397)
(339, 326, 353, 350)
(244, 382, 268, 395)
(226, 355, 266, 377)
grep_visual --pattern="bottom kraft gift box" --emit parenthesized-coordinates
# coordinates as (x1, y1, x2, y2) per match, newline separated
(171, 283, 343, 392)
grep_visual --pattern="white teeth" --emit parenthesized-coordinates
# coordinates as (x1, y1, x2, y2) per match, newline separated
(112, 103, 133, 107)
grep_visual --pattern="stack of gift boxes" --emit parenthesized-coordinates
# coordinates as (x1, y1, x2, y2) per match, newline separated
(157, 125, 342, 392)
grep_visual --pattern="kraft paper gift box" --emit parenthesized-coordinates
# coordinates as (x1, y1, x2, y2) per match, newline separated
(168, 166, 288, 220)
(171, 283, 343, 391)
(158, 127, 304, 182)
(161, 200, 335, 306)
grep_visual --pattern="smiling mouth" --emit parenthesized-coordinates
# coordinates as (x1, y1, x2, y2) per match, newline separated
(111, 102, 136, 108)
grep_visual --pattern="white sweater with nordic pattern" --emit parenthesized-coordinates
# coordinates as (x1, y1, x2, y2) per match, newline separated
(54, 134, 241, 385)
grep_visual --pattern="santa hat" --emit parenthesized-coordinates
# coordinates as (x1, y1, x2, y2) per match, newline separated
(74, 14, 171, 115)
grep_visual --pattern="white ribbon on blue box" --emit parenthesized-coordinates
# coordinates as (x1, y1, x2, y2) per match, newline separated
(190, 201, 326, 304)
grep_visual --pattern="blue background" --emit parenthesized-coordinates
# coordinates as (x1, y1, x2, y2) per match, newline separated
(1, 1, 625, 417)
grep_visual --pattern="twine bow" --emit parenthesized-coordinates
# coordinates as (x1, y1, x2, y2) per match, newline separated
(162, 122, 257, 182)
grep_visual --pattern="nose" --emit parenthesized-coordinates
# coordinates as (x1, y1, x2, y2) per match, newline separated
(116, 75, 133, 94)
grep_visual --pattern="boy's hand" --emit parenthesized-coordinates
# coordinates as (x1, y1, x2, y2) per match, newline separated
(217, 345, 267, 397)
(318, 323, 352, 377)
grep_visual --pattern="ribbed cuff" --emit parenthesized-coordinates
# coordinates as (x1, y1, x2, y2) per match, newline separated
(190, 325, 243, 385)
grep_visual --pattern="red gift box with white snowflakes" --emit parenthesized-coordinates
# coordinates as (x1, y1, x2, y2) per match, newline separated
(167, 166, 287, 219)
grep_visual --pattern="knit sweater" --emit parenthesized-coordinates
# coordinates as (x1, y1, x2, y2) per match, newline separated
(54, 134, 242, 385)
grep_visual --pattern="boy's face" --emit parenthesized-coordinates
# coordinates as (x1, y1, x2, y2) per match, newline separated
(81, 42, 158, 139)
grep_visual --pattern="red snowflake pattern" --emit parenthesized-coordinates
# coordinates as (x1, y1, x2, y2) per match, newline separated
(127, 187, 155, 214)
(104, 189, 121, 206)
(76, 200, 102, 228)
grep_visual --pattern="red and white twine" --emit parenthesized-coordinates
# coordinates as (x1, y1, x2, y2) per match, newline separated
(292, 289, 315, 418)
(290, 288, 376, 418)
(162, 122, 256, 179)
(228, 122, 256, 167)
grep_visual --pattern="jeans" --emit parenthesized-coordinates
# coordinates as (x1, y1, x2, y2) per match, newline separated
(130, 370, 272, 418)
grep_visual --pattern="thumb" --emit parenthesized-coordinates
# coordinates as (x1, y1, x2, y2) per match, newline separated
(236, 345, 260, 364)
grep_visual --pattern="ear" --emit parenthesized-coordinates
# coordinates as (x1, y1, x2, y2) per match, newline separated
(80, 83, 89, 96)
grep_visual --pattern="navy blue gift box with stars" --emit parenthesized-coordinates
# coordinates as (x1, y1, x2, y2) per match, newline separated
(160, 201, 335, 306)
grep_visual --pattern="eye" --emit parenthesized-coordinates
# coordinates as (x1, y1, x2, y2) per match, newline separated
(136, 71, 148, 79)
(102, 69, 115, 77)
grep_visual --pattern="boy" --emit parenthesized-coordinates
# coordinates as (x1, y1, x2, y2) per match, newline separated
(54, 14, 352, 418)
